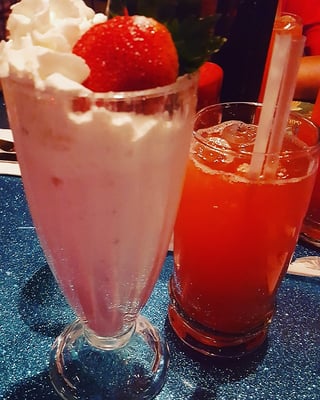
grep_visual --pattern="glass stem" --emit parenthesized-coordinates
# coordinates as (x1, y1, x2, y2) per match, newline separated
(84, 321, 136, 351)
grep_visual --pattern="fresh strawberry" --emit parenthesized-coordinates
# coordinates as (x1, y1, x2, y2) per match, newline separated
(73, 15, 179, 92)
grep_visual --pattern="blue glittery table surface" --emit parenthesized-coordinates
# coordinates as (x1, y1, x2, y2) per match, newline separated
(0, 175, 320, 400)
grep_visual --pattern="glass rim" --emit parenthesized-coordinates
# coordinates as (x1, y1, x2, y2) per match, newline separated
(194, 101, 320, 157)
(3, 71, 199, 101)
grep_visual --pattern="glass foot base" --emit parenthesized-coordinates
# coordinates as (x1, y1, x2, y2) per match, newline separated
(300, 233, 320, 247)
(300, 219, 320, 247)
(168, 295, 270, 359)
(49, 315, 169, 399)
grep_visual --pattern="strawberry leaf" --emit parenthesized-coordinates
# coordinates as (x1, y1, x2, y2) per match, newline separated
(109, 0, 225, 74)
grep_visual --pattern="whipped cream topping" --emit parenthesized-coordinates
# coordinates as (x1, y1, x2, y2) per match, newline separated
(0, 0, 107, 90)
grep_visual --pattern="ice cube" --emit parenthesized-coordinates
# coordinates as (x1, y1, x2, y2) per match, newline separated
(219, 120, 257, 148)
(195, 127, 234, 164)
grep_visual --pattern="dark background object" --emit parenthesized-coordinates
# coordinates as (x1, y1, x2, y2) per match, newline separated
(212, 0, 279, 102)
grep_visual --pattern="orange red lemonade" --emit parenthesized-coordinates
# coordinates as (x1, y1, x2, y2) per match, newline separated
(169, 103, 319, 357)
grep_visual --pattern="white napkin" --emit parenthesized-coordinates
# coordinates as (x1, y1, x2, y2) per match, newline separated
(288, 256, 320, 277)
(0, 128, 20, 176)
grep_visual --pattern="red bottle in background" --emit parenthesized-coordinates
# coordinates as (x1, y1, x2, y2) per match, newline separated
(312, 89, 320, 126)
(197, 62, 223, 111)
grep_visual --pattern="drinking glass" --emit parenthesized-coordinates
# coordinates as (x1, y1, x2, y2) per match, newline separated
(300, 89, 320, 246)
(2, 73, 198, 399)
(168, 102, 319, 358)
(300, 168, 320, 247)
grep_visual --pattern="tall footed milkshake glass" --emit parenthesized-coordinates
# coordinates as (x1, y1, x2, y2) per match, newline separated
(168, 102, 320, 359)
(2, 73, 198, 399)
